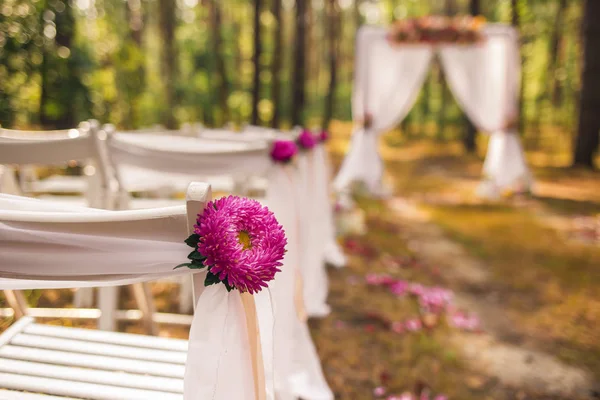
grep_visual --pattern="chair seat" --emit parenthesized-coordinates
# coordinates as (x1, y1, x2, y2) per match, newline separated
(0, 317, 186, 400)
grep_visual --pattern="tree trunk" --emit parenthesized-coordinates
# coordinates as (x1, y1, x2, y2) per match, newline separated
(158, 0, 177, 129)
(251, 0, 262, 125)
(437, 0, 457, 141)
(574, 0, 600, 168)
(511, 0, 525, 135)
(463, 0, 481, 152)
(209, 0, 229, 125)
(123, 0, 145, 128)
(323, 0, 339, 129)
(40, 0, 77, 129)
(291, 0, 307, 126)
(549, 0, 567, 108)
(270, 0, 282, 128)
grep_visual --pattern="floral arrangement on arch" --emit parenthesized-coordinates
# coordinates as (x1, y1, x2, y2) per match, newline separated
(387, 15, 486, 46)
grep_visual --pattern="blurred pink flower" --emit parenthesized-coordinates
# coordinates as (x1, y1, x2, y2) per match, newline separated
(366, 273, 395, 286)
(390, 280, 409, 296)
(296, 129, 317, 150)
(408, 283, 425, 296)
(319, 130, 329, 142)
(374, 386, 387, 397)
(270, 140, 298, 163)
(404, 319, 422, 332)
(391, 321, 405, 334)
(418, 287, 453, 313)
(449, 311, 480, 331)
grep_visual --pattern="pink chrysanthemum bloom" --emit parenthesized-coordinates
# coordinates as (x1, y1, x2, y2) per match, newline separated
(194, 196, 286, 294)
(319, 130, 329, 143)
(270, 140, 298, 163)
(297, 129, 317, 150)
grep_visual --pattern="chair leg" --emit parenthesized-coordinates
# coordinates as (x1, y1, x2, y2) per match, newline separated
(179, 275, 194, 314)
(130, 283, 159, 336)
(97, 286, 118, 331)
(3, 290, 28, 319)
(73, 288, 95, 308)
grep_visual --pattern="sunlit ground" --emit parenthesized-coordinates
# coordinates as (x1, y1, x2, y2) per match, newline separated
(1, 122, 599, 399)
(312, 122, 599, 398)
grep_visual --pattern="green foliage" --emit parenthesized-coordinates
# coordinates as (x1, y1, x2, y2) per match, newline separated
(0, 0, 584, 144)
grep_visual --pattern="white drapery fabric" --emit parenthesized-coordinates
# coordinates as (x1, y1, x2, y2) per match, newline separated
(0, 192, 273, 400)
(266, 166, 333, 400)
(334, 26, 434, 193)
(439, 25, 531, 196)
(334, 24, 531, 197)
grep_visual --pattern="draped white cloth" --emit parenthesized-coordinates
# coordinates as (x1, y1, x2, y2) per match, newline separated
(0, 192, 273, 400)
(266, 166, 333, 400)
(439, 25, 531, 196)
(334, 26, 433, 194)
(334, 24, 531, 197)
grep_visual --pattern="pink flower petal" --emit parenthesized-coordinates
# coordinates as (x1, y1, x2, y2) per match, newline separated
(374, 386, 386, 396)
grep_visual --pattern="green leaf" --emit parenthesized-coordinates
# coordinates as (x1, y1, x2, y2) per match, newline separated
(184, 234, 200, 248)
(223, 281, 234, 292)
(204, 271, 221, 287)
(187, 250, 206, 261)
(189, 260, 207, 269)
(174, 263, 192, 270)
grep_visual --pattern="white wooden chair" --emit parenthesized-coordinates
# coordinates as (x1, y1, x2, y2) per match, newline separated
(104, 126, 272, 313)
(0, 124, 160, 333)
(0, 123, 102, 200)
(0, 189, 194, 399)
(0, 183, 274, 400)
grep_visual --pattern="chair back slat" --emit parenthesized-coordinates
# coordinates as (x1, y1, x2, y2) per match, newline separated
(0, 135, 95, 165)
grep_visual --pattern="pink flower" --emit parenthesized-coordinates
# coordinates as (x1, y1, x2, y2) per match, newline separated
(365, 274, 395, 286)
(391, 321, 404, 334)
(404, 318, 422, 332)
(390, 280, 409, 296)
(270, 140, 298, 163)
(296, 129, 317, 150)
(319, 130, 329, 142)
(449, 311, 480, 331)
(408, 283, 425, 296)
(195, 196, 286, 294)
(374, 386, 387, 397)
(418, 287, 453, 313)
(433, 396, 448, 400)
(388, 394, 413, 400)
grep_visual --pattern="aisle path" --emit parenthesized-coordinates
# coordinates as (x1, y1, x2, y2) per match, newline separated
(388, 197, 594, 399)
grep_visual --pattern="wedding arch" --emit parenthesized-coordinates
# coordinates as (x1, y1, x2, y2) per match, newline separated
(334, 23, 532, 198)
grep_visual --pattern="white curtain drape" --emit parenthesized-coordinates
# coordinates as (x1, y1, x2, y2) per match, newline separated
(265, 166, 333, 400)
(334, 24, 531, 197)
(334, 26, 434, 193)
(439, 25, 531, 196)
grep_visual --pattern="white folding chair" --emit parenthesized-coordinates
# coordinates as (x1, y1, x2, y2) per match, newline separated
(0, 124, 160, 333)
(104, 126, 272, 313)
(0, 124, 102, 200)
(0, 183, 276, 399)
